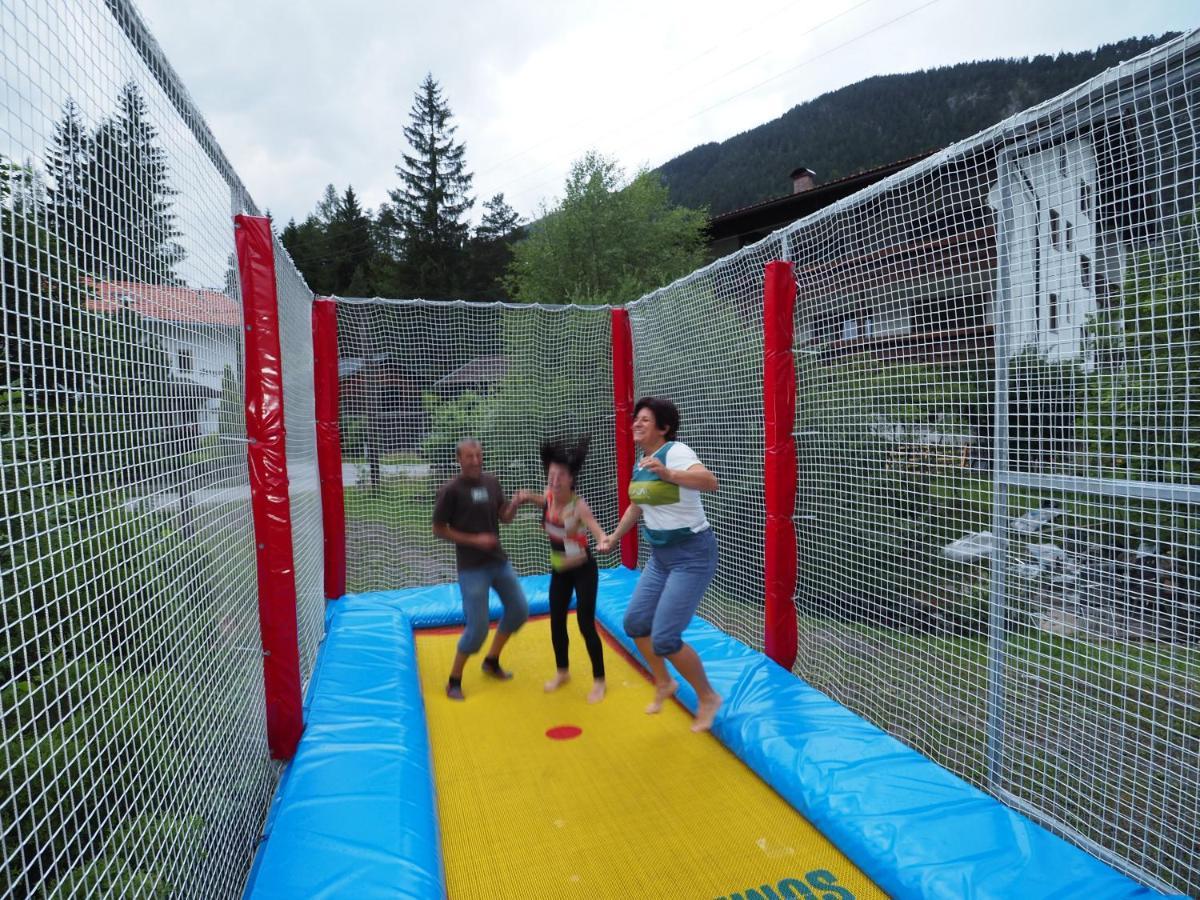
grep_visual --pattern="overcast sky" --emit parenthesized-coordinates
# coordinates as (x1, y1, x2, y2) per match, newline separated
(133, 0, 1195, 228)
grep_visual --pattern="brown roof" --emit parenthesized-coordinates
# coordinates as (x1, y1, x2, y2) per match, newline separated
(85, 279, 243, 326)
(708, 151, 938, 236)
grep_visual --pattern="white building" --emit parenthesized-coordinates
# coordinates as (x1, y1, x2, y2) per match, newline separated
(991, 137, 1125, 362)
(87, 280, 243, 434)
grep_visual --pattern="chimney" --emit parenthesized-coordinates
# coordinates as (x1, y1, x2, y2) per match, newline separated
(790, 167, 816, 194)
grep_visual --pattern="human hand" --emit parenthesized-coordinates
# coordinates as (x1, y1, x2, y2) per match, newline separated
(639, 456, 669, 480)
(597, 535, 614, 554)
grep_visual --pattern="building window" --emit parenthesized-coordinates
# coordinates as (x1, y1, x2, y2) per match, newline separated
(1065, 219, 1073, 252)
(1080, 180, 1091, 218)
(1049, 210, 1061, 249)
(178, 349, 193, 373)
(1058, 145, 1068, 177)
(1048, 293, 1059, 332)
(1080, 255, 1091, 289)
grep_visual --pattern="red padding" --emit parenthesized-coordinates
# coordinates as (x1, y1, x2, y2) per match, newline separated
(610, 308, 638, 569)
(235, 214, 304, 761)
(312, 297, 346, 600)
(763, 260, 798, 671)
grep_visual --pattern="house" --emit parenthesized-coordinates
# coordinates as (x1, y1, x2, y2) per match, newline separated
(86, 279, 243, 434)
(338, 354, 426, 455)
(432, 354, 508, 397)
(706, 153, 937, 259)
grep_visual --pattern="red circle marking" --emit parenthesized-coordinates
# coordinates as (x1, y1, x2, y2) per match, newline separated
(545, 725, 582, 741)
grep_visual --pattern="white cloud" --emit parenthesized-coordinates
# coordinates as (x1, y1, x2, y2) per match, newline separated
(133, 0, 1196, 225)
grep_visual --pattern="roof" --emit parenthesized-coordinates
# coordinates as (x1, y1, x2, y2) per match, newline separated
(434, 354, 508, 388)
(707, 151, 938, 240)
(85, 279, 243, 327)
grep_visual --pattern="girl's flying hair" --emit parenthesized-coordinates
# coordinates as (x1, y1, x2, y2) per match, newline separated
(539, 435, 591, 488)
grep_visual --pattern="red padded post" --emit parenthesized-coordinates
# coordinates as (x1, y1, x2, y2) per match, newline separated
(312, 297, 346, 600)
(235, 213, 303, 761)
(610, 307, 638, 569)
(763, 260, 798, 671)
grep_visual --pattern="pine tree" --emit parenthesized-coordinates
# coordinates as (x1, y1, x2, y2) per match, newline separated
(45, 100, 94, 274)
(328, 186, 375, 293)
(89, 82, 184, 283)
(475, 193, 521, 241)
(389, 74, 474, 298)
(463, 193, 524, 300)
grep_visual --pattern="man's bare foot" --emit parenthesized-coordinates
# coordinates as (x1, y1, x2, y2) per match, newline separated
(544, 670, 570, 692)
(587, 680, 606, 703)
(645, 680, 678, 714)
(691, 693, 723, 732)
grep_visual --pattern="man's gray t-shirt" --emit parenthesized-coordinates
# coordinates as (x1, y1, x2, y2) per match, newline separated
(432, 473, 508, 569)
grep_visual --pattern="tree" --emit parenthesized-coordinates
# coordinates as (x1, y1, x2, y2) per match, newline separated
(279, 215, 329, 291)
(388, 73, 474, 298)
(506, 151, 708, 305)
(89, 82, 184, 283)
(475, 193, 522, 241)
(328, 186, 376, 294)
(463, 193, 524, 300)
(45, 100, 93, 274)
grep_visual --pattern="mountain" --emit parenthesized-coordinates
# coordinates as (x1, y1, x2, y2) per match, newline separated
(657, 34, 1179, 217)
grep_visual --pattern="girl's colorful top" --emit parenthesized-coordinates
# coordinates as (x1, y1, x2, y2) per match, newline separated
(542, 489, 589, 571)
(627, 441, 710, 547)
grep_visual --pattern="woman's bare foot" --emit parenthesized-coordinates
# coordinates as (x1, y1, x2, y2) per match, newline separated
(691, 693, 723, 732)
(645, 679, 678, 714)
(587, 680, 606, 704)
(544, 670, 570, 692)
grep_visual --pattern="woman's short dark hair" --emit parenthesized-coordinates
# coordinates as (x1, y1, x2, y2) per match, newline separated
(539, 436, 591, 488)
(634, 397, 680, 441)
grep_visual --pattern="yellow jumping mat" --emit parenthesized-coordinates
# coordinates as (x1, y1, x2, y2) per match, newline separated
(415, 615, 882, 899)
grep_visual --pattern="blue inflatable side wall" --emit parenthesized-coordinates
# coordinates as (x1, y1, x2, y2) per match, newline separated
(245, 568, 1172, 900)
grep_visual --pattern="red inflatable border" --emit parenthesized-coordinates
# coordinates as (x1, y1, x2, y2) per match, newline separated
(312, 297, 346, 600)
(763, 260, 799, 670)
(235, 214, 303, 760)
(610, 308, 638, 569)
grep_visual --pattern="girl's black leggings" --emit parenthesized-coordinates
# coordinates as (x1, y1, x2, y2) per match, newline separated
(549, 557, 605, 679)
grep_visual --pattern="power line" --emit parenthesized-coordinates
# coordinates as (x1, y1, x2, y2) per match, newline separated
(494, 0, 941, 215)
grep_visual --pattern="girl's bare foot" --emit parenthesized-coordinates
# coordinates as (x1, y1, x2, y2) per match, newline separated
(544, 670, 570, 692)
(645, 679, 678, 714)
(587, 680, 606, 704)
(691, 693, 723, 732)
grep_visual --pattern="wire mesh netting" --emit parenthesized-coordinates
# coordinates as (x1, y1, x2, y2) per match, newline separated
(275, 256, 323, 682)
(0, 0, 320, 895)
(336, 298, 617, 593)
(626, 240, 778, 649)
(763, 31, 1199, 895)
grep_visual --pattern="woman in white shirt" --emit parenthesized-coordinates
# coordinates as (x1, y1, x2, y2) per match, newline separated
(599, 397, 722, 732)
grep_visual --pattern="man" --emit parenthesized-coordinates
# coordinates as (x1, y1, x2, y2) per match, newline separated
(432, 438, 529, 700)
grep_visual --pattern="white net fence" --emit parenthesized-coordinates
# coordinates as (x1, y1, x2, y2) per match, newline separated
(626, 240, 777, 648)
(1, 0, 1197, 895)
(0, 1, 321, 896)
(761, 31, 1197, 895)
(336, 298, 617, 593)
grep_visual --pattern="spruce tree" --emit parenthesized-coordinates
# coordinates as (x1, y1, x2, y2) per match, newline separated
(389, 73, 473, 298)
(328, 186, 374, 293)
(464, 193, 524, 300)
(45, 100, 94, 274)
(89, 82, 183, 283)
(475, 193, 521, 241)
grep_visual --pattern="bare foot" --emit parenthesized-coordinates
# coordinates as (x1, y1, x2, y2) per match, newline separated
(587, 680, 606, 704)
(645, 680, 678, 714)
(544, 670, 570, 692)
(691, 693, 723, 732)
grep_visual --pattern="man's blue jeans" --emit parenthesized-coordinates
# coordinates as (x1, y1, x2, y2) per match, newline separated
(457, 561, 529, 655)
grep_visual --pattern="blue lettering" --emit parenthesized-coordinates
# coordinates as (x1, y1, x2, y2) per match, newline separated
(805, 869, 855, 900)
(777, 877, 818, 899)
